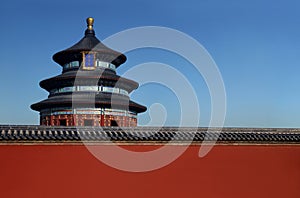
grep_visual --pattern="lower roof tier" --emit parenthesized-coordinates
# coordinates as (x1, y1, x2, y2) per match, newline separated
(31, 92, 147, 113)
(40, 70, 139, 93)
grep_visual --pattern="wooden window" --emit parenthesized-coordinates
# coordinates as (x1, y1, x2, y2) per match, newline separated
(84, 119, 94, 126)
(59, 119, 67, 126)
(110, 120, 118, 127)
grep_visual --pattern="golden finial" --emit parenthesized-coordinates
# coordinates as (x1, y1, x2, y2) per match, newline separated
(86, 17, 94, 30)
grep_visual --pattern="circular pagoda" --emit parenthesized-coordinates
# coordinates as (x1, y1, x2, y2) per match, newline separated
(31, 18, 147, 127)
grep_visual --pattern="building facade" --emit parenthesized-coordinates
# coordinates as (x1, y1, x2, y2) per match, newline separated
(31, 18, 146, 127)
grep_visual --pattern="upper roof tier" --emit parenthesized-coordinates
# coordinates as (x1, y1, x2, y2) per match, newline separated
(52, 17, 126, 67)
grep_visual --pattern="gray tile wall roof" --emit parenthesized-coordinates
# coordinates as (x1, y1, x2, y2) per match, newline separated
(0, 125, 299, 144)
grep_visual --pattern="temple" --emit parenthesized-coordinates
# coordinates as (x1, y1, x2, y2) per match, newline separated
(1, 17, 299, 198)
(31, 18, 146, 127)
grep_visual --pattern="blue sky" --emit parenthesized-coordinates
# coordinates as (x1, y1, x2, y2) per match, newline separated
(0, 0, 299, 127)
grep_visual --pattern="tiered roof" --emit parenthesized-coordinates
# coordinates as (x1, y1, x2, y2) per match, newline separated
(31, 18, 146, 114)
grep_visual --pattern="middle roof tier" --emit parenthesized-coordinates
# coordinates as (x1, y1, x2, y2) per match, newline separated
(40, 70, 139, 93)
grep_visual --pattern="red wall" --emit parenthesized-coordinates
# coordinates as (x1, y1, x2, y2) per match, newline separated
(0, 144, 299, 198)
